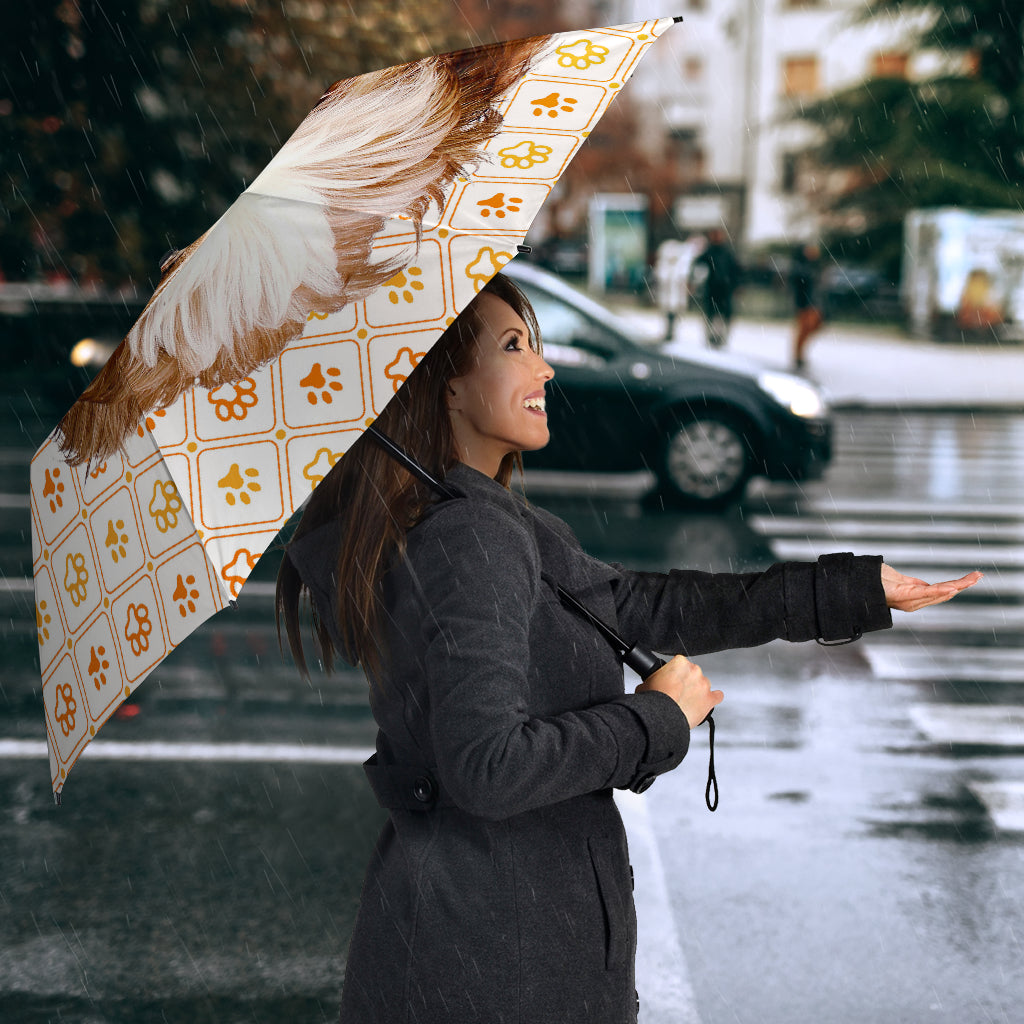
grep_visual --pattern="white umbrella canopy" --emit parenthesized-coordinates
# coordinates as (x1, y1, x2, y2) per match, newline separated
(29, 17, 680, 799)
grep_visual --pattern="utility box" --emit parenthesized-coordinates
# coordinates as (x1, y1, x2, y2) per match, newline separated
(588, 194, 649, 294)
(903, 208, 1024, 342)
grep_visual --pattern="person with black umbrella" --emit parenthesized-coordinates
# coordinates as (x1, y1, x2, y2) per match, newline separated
(277, 272, 979, 1024)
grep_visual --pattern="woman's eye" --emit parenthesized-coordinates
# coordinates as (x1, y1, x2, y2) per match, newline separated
(504, 337, 522, 351)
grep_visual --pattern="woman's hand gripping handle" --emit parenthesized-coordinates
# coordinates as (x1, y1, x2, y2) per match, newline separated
(636, 654, 723, 729)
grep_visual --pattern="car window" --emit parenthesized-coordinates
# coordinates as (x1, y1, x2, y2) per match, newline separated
(519, 285, 622, 361)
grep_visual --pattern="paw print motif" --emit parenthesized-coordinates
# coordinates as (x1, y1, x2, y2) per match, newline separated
(149, 479, 183, 534)
(466, 247, 513, 293)
(303, 448, 343, 489)
(300, 362, 344, 405)
(477, 193, 523, 220)
(43, 467, 66, 513)
(172, 573, 200, 618)
(104, 518, 129, 563)
(530, 92, 578, 118)
(54, 682, 77, 736)
(36, 599, 52, 646)
(209, 378, 258, 422)
(306, 310, 329, 321)
(124, 602, 153, 656)
(88, 461, 109, 481)
(88, 644, 110, 690)
(384, 347, 425, 392)
(498, 141, 553, 170)
(138, 408, 167, 437)
(385, 267, 425, 304)
(555, 38, 610, 70)
(63, 552, 89, 607)
(218, 464, 261, 506)
(222, 548, 260, 599)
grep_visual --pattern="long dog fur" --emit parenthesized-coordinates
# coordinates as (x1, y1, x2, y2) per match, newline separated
(58, 35, 551, 466)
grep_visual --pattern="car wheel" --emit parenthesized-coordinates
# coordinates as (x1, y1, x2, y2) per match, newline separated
(658, 413, 752, 507)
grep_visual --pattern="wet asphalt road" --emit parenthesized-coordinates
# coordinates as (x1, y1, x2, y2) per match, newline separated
(2, 406, 1023, 1022)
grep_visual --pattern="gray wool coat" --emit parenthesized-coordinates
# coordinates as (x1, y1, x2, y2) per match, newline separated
(287, 461, 892, 1024)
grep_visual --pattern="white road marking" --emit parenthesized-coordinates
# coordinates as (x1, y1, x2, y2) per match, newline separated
(0, 739, 375, 763)
(616, 788, 702, 1024)
(908, 705, 1024, 747)
(768, 538, 1024, 567)
(968, 781, 1024, 832)
(865, 644, 1024, 684)
(748, 515, 1024, 543)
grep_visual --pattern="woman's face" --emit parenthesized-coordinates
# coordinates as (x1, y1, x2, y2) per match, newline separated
(447, 292, 555, 477)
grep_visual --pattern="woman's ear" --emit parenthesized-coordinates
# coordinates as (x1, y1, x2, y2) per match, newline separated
(446, 378, 462, 412)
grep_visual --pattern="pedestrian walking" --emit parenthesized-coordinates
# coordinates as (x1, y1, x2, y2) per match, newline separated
(653, 238, 695, 340)
(691, 227, 741, 348)
(276, 273, 980, 1024)
(791, 242, 824, 370)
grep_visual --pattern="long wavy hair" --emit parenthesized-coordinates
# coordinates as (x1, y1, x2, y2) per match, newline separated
(275, 272, 542, 684)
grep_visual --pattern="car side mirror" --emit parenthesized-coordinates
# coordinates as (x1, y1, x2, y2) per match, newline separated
(570, 336, 615, 360)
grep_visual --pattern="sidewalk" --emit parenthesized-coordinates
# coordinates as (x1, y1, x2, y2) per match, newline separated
(609, 305, 1024, 411)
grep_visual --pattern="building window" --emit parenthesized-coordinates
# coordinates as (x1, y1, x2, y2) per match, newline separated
(686, 0, 705, 10)
(782, 56, 819, 98)
(783, 0, 822, 7)
(871, 51, 909, 79)
(684, 56, 704, 82)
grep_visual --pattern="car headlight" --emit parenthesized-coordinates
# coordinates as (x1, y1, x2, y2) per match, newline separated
(757, 371, 828, 419)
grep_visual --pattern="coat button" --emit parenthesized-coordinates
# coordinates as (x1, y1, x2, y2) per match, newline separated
(631, 773, 656, 794)
(630, 865, 634, 891)
(412, 775, 437, 803)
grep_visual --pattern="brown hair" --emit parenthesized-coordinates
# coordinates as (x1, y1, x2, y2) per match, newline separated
(275, 272, 541, 684)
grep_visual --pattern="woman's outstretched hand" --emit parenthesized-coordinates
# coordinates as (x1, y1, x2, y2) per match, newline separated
(636, 654, 723, 729)
(881, 564, 983, 612)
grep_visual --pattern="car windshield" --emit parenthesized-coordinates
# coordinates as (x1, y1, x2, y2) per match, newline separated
(513, 281, 631, 360)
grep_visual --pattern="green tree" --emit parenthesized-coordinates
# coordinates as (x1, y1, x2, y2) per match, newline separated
(793, 0, 1024, 276)
(0, 0, 471, 287)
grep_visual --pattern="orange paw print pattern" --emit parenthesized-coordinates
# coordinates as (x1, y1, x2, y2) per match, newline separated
(222, 548, 261, 599)
(36, 599, 52, 646)
(63, 552, 89, 607)
(172, 573, 200, 617)
(124, 602, 153, 656)
(555, 39, 609, 70)
(43, 467, 65, 514)
(303, 448, 343, 489)
(384, 347, 425, 392)
(142, 407, 168, 435)
(218, 464, 261, 506)
(498, 141, 553, 170)
(88, 644, 110, 689)
(149, 479, 183, 533)
(105, 518, 129, 563)
(477, 193, 523, 219)
(301, 362, 344, 405)
(210, 378, 258, 422)
(531, 93, 578, 118)
(385, 267, 424, 304)
(466, 247, 513, 293)
(54, 682, 77, 736)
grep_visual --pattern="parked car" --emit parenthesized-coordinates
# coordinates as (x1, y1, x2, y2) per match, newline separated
(505, 261, 832, 507)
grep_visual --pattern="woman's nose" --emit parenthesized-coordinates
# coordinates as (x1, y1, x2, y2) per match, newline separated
(535, 352, 554, 380)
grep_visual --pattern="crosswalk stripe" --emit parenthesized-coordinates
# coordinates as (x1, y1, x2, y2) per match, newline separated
(0, 738, 376, 763)
(908, 704, 1024, 747)
(749, 516, 1024, 542)
(767, 538, 1024, 568)
(865, 644, 1024, 683)
(967, 782, 1024, 833)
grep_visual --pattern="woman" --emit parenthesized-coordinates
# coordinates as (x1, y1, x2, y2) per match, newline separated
(277, 273, 979, 1024)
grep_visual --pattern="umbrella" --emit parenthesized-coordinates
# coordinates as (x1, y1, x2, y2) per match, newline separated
(29, 16, 681, 800)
